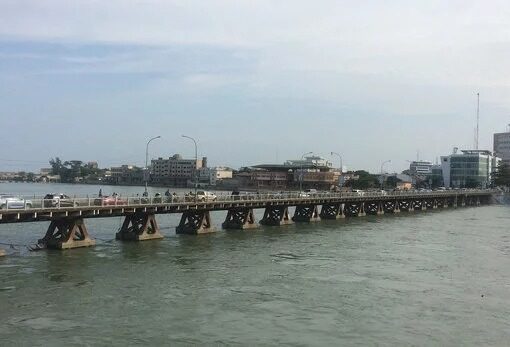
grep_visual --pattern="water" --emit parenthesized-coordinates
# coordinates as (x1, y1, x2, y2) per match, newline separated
(1, 182, 510, 346)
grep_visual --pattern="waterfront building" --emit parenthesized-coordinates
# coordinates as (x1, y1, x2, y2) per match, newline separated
(151, 154, 207, 187)
(494, 131, 510, 167)
(197, 167, 233, 186)
(109, 165, 144, 185)
(251, 156, 336, 189)
(441, 149, 500, 188)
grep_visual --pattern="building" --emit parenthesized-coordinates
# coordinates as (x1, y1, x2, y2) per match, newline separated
(441, 149, 500, 188)
(494, 131, 510, 167)
(197, 167, 233, 186)
(409, 161, 433, 175)
(86, 161, 99, 169)
(151, 154, 207, 186)
(285, 155, 332, 168)
(109, 165, 144, 185)
(250, 156, 336, 190)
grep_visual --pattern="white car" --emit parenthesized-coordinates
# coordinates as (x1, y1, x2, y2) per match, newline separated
(0, 194, 33, 209)
(195, 190, 217, 202)
(352, 189, 365, 196)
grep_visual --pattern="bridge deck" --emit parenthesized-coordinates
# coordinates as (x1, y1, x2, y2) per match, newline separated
(0, 190, 494, 224)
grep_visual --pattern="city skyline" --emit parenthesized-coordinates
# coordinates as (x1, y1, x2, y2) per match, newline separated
(1, 1, 510, 173)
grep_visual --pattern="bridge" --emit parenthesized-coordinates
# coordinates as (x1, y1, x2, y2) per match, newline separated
(0, 190, 496, 254)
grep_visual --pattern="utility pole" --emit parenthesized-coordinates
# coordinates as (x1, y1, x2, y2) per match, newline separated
(144, 136, 161, 195)
(476, 92, 480, 150)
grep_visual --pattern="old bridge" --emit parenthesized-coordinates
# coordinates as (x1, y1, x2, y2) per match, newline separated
(0, 190, 496, 253)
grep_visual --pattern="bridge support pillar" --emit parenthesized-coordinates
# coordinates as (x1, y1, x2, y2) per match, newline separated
(320, 203, 344, 219)
(260, 206, 293, 226)
(176, 210, 214, 234)
(398, 200, 413, 212)
(116, 213, 164, 241)
(364, 201, 382, 215)
(383, 200, 398, 214)
(293, 205, 320, 222)
(39, 218, 96, 249)
(344, 202, 364, 217)
(222, 208, 257, 230)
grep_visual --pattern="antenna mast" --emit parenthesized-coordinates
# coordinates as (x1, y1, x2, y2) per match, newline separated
(476, 92, 480, 150)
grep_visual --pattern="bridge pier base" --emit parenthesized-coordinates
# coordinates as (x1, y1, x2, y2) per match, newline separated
(260, 206, 293, 226)
(176, 210, 214, 234)
(222, 208, 257, 230)
(320, 203, 344, 219)
(39, 218, 96, 249)
(116, 213, 164, 241)
(293, 205, 320, 222)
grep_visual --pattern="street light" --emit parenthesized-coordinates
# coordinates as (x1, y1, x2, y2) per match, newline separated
(182, 135, 198, 199)
(145, 135, 161, 195)
(299, 151, 313, 192)
(380, 159, 391, 190)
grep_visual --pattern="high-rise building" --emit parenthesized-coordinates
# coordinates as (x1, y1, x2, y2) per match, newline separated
(494, 131, 510, 166)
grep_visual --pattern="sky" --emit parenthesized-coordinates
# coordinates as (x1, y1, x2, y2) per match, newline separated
(1, 0, 509, 173)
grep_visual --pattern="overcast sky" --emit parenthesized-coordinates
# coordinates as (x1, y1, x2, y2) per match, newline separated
(1, 0, 509, 173)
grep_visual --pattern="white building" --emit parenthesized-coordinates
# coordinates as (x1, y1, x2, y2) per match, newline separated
(409, 161, 433, 175)
(151, 154, 207, 186)
(198, 167, 233, 185)
(441, 149, 500, 188)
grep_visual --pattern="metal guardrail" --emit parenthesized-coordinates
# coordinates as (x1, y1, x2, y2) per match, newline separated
(0, 189, 496, 212)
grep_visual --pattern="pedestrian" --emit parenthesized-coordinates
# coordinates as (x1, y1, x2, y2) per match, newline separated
(98, 188, 102, 197)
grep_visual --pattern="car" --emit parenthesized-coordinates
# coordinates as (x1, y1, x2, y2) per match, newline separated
(303, 189, 318, 196)
(194, 190, 217, 202)
(43, 193, 78, 208)
(352, 189, 365, 196)
(0, 194, 33, 209)
(94, 195, 128, 206)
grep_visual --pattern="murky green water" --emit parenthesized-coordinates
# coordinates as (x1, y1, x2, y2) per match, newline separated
(1, 183, 509, 346)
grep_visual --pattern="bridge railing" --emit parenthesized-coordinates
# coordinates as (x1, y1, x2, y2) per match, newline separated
(0, 189, 495, 212)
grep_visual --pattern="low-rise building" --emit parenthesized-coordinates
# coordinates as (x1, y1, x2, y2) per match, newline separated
(197, 167, 233, 185)
(441, 149, 500, 188)
(110, 165, 144, 185)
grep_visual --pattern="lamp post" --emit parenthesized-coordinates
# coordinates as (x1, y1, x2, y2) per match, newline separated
(182, 135, 198, 199)
(145, 135, 161, 195)
(380, 159, 391, 190)
(299, 151, 313, 192)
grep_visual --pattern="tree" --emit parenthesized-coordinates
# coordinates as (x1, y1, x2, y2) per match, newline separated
(344, 170, 380, 189)
(385, 176, 402, 189)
